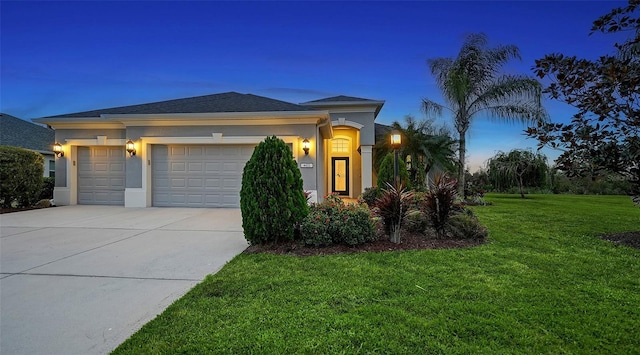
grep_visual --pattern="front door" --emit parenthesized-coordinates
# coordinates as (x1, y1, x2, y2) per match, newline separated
(332, 157, 349, 196)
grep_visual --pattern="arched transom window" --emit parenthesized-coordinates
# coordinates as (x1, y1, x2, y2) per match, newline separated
(331, 138, 350, 153)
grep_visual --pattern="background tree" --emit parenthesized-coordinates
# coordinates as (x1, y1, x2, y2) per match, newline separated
(423, 33, 547, 197)
(526, 1, 639, 205)
(377, 152, 411, 190)
(374, 115, 456, 189)
(487, 149, 548, 198)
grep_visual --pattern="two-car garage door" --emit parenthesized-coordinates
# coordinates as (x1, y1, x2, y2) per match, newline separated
(152, 145, 255, 208)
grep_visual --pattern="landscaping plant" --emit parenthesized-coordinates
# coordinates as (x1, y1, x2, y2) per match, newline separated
(375, 182, 414, 243)
(300, 194, 376, 247)
(0, 146, 44, 208)
(423, 173, 459, 238)
(240, 136, 308, 244)
(376, 153, 411, 190)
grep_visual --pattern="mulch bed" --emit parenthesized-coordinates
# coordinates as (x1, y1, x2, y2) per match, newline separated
(0, 207, 48, 214)
(599, 231, 640, 249)
(243, 232, 485, 256)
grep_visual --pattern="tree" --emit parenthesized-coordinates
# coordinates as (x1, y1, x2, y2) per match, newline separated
(377, 152, 411, 190)
(240, 136, 308, 244)
(374, 115, 457, 188)
(423, 33, 547, 197)
(526, 1, 640, 205)
(487, 149, 548, 198)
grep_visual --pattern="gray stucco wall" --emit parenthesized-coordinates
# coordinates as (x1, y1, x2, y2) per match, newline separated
(328, 112, 376, 146)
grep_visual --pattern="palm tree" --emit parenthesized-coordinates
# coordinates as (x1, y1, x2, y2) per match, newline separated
(374, 115, 457, 188)
(423, 33, 547, 196)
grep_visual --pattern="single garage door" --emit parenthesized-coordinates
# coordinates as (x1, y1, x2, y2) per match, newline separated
(152, 144, 255, 207)
(77, 146, 125, 205)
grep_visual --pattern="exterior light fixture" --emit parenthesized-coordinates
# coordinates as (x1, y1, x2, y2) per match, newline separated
(126, 140, 136, 156)
(389, 130, 402, 185)
(302, 138, 310, 155)
(53, 142, 64, 158)
(390, 130, 402, 149)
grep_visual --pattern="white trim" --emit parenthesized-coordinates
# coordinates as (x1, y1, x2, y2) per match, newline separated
(125, 188, 146, 208)
(53, 187, 71, 206)
(140, 135, 298, 145)
(331, 119, 364, 130)
(329, 135, 354, 198)
(360, 145, 373, 192)
(65, 138, 127, 146)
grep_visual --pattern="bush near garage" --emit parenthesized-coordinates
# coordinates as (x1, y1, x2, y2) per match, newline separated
(240, 136, 308, 245)
(0, 146, 44, 208)
(39, 177, 55, 200)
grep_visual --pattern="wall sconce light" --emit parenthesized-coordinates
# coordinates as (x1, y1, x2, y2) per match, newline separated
(390, 130, 402, 149)
(126, 140, 136, 156)
(53, 142, 64, 158)
(302, 138, 310, 155)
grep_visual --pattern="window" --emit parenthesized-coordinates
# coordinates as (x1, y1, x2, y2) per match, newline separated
(49, 160, 55, 178)
(331, 138, 349, 153)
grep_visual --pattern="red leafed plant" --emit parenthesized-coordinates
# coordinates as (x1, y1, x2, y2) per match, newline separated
(375, 182, 414, 243)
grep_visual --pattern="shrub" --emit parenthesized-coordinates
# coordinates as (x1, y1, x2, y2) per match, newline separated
(240, 136, 308, 244)
(300, 194, 376, 247)
(404, 210, 428, 234)
(35, 199, 51, 208)
(375, 183, 414, 243)
(338, 203, 377, 245)
(377, 153, 411, 190)
(446, 213, 488, 240)
(423, 173, 459, 238)
(0, 146, 44, 208)
(300, 208, 333, 247)
(359, 187, 380, 207)
(39, 177, 55, 200)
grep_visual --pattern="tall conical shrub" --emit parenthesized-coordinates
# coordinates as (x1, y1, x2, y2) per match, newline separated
(240, 136, 308, 244)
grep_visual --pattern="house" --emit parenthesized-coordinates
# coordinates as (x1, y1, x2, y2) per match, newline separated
(33, 92, 385, 208)
(0, 113, 56, 177)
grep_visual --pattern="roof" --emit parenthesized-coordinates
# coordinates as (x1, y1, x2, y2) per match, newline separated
(302, 95, 382, 103)
(45, 92, 315, 118)
(300, 95, 385, 118)
(0, 113, 55, 152)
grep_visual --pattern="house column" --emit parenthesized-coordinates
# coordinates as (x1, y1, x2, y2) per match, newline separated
(360, 145, 373, 192)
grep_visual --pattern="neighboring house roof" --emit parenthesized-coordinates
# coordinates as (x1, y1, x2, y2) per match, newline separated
(45, 92, 316, 118)
(374, 123, 392, 143)
(0, 113, 55, 152)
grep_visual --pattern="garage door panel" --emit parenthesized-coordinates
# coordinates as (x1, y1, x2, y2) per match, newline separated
(77, 147, 125, 205)
(152, 144, 254, 207)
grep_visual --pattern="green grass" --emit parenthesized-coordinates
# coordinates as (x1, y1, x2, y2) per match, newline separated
(113, 194, 640, 354)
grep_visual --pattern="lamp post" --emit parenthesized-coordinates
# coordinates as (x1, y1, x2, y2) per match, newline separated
(390, 130, 402, 186)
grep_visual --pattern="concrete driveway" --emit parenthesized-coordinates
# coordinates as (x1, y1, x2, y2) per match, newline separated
(0, 206, 248, 355)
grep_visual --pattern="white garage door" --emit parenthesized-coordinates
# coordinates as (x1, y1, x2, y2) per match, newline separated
(152, 144, 255, 207)
(77, 146, 125, 205)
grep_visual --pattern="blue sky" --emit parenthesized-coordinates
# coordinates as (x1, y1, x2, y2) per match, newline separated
(1, 1, 625, 171)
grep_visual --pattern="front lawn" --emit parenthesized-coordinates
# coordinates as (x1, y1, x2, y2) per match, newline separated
(113, 194, 640, 354)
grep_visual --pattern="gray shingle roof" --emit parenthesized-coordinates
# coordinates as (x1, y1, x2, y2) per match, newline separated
(45, 92, 315, 118)
(302, 95, 381, 103)
(0, 113, 55, 152)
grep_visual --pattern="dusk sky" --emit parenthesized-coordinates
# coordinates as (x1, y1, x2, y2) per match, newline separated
(1, 1, 625, 171)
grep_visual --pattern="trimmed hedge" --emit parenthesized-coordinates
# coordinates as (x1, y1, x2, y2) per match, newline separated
(0, 146, 44, 208)
(240, 136, 308, 244)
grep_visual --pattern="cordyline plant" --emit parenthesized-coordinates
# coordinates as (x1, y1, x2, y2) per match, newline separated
(423, 173, 459, 238)
(375, 182, 414, 243)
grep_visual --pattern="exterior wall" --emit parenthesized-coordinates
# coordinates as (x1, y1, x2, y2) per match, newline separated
(52, 124, 319, 207)
(328, 112, 376, 145)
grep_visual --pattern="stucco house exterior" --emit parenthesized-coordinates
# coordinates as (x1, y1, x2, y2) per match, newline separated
(1, 113, 56, 177)
(33, 92, 385, 208)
